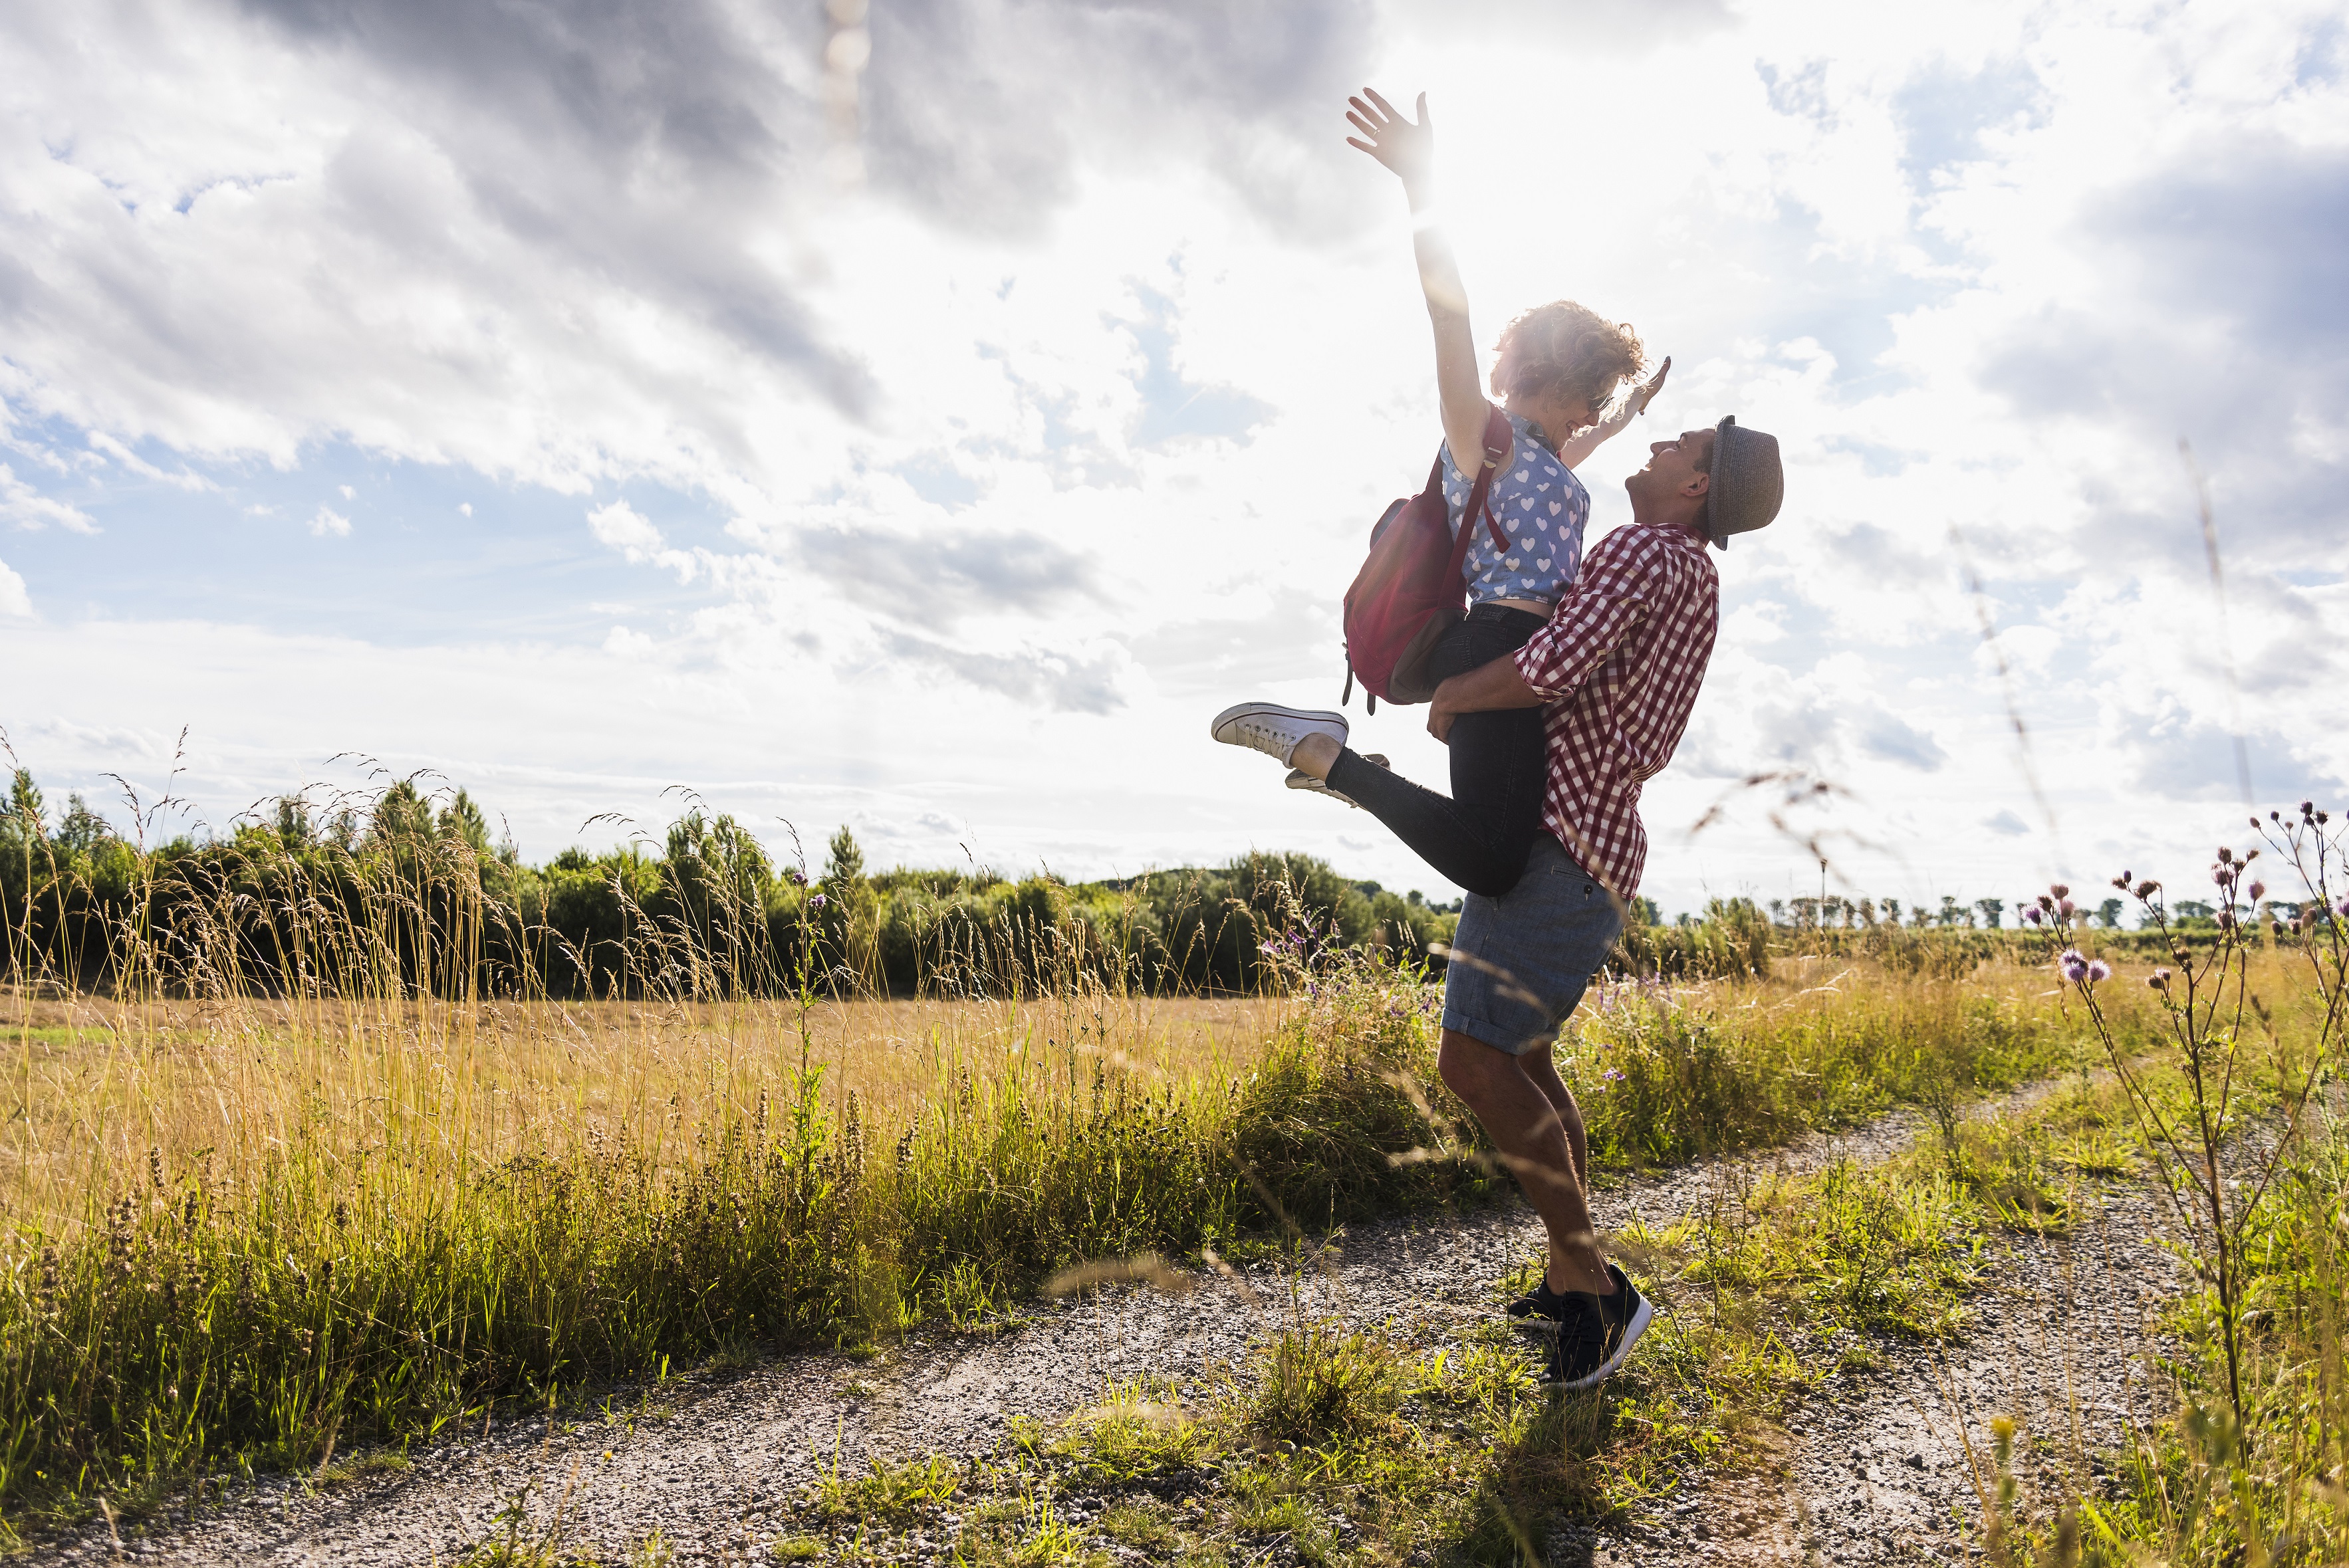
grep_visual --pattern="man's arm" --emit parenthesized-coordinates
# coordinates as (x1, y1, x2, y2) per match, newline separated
(1425, 653, 1542, 743)
(1425, 534, 1662, 742)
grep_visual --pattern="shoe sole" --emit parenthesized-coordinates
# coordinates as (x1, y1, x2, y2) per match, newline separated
(1285, 754, 1388, 806)
(1542, 1294, 1654, 1391)
(1209, 701, 1350, 746)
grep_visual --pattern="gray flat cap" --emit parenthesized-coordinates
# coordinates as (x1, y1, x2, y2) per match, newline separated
(1706, 415, 1783, 550)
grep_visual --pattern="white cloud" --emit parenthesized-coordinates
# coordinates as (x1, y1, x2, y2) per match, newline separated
(0, 555, 30, 619)
(308, 506, 351, 537)
(86, 431, 211, 491)
(1, 463, 98, 532)
(586, 501, 664, 556)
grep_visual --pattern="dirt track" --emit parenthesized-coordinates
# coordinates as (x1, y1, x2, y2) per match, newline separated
(37, 1094, 2180, 1566)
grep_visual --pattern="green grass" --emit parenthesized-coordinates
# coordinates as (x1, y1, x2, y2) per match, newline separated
(746, 1071, 2158, 1567)
(0, 940, 2114, 1531)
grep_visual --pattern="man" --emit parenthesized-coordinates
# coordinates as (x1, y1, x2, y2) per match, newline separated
(1290, 414, 1783, 1387)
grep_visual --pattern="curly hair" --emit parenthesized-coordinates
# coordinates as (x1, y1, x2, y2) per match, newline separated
(1490, 301, 1646, 414)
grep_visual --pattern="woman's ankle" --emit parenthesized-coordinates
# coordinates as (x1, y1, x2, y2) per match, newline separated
(1291, 732, 1342, 780)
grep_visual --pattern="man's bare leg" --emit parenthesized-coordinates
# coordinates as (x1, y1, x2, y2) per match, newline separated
(1437, 1028, 1612, 1295)
(1520, 1042, 1589, 1192)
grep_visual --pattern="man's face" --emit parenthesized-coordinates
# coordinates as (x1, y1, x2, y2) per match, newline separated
(1625, 427, 1715, 515)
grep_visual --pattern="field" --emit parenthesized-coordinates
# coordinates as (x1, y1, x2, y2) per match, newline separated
(2, 778, 2346, 1564)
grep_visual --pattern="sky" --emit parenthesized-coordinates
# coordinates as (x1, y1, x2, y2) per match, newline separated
(2, 0, 2345, 919)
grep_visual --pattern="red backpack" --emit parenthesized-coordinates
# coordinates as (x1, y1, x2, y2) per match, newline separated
(1342, 405, 1514, 709)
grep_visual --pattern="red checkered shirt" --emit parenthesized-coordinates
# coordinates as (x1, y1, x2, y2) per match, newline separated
(1510, 522, 1719, 898)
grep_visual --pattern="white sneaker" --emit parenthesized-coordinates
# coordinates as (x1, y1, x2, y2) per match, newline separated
(1286, 754, 1388, 808)
(1210, 702, 1349, 768)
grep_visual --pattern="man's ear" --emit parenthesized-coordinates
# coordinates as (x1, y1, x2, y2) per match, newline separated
(1682, 471, 1711, 501)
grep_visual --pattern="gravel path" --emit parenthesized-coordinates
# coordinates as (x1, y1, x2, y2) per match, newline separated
(1581, 1178, 2178, 1566)
(39, 1093, 2181, 1566)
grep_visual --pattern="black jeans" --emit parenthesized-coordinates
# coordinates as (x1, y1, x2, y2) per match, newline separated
(1326, 604, 1549, 898)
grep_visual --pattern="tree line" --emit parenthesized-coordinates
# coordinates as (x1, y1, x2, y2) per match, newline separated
(0, 770, 1472, 1000)
(25, 766, 2198, 1002)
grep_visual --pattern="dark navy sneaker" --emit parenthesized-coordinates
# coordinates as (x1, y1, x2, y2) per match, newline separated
(1505, 1277, 1570, 1323)
(1539, 1264, 1653, 1390)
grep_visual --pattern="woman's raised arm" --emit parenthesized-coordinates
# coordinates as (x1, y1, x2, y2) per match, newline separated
(1346, 89, 1495, 471)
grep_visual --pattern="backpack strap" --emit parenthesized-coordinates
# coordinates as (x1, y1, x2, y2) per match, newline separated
(1479, 406, 1513, 552)
(1445, 405, 1517, 584)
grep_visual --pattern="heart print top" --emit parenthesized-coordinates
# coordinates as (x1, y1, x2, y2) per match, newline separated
(1438, 410, 1590, 609)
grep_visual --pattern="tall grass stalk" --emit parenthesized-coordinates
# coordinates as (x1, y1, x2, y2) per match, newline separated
(1997, 805, 2348, 1565)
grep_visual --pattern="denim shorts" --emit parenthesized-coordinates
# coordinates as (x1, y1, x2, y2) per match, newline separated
(1441, 835, 1624, 1055)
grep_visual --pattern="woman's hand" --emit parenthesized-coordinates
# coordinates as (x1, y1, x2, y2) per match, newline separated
(1345, 88, 1434, 196)
(1628, 356, 1671, 416)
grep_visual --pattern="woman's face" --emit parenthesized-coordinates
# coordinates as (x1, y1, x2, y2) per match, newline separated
(1535, 388, 1597, 436)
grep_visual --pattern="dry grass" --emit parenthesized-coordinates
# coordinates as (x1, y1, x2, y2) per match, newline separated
(1, 987, 1287, 1238)
(2, 951, 2126, 1242)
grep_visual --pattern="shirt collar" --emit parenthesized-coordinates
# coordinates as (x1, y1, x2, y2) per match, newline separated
(1507, 411, 1560, 458)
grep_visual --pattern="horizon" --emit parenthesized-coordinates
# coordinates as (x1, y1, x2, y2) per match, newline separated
(5, 754, 2260, 933)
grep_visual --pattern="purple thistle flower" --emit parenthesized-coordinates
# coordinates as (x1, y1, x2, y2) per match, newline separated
(2247, 881, 2265, 903)
(2334, 896, 2349, 920)
(2022, 905, 2044, 926)
(2058, 949, 2090, 984)
(2057, 898, 2075, 919)
(2213, 866, 2231, 885)
(806, 892, 828, 909)
(2086, 958, 2111, 983)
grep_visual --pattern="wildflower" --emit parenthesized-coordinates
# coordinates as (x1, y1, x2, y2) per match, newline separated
(2134, 879, 2159, 899)
(2113, 869, 2132, 889)
(806, 892, 829, 909)
(2057, 949, 2090, 984)
(2247, 881, 2265, 903)
(2212, 866, 2231, 885)
(2050, 883, 2070, 899)
(2057, 899, 2074, 919)
(2086, 958, 2111, 982)
(2335, 895, 2349, 919)
(2148, 968, 2171, 990)
(2022, 905, 2044, 926)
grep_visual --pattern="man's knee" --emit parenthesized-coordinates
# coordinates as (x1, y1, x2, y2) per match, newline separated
(1441, 1029, 1546, 1115)
(1437, 1028, 1504, 1098)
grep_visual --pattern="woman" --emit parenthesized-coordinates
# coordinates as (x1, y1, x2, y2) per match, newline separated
(1212, 88, 1666, 899)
